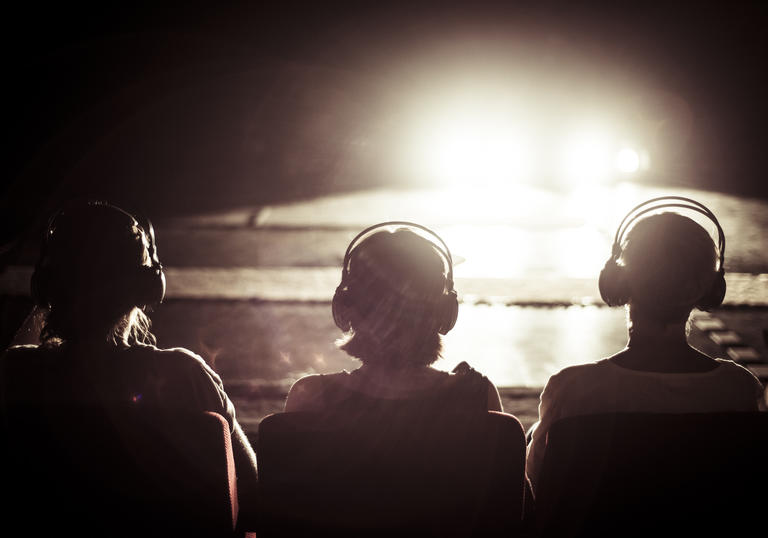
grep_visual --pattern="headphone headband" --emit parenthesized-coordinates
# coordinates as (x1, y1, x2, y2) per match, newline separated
(334, 221, 459, 334)
(613, 196, 725, 270)
(342, 221, 454, 287)
(44, 201, 160, 266)
(33, 200, 166, 308)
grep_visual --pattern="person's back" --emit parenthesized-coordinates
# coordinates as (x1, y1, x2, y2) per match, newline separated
(272, 223, 527, 535)
(2, 342, 234, 416)
(527, 198, 765, 493)
(0, 201, 258, 535)
(285, 222, 502, 415)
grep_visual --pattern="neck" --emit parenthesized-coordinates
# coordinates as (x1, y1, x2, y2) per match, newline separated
(626, 304, 690, 351)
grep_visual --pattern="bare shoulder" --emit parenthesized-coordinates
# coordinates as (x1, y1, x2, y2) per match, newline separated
(285, 373, 340, 412)
(288, 374, 328, 394)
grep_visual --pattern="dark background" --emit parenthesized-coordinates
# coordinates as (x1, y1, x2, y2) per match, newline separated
(3, 2, 767, 259)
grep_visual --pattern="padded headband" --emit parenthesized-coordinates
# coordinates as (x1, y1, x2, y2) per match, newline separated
(612, 196, 725, 270)
(342, 221, 455, 287)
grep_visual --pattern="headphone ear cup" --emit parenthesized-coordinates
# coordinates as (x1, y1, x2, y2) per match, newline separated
(150, 266, 166, 306)
(438, 289, 459, 335)
(332, 285, 353, 331)
(696, 269, 726, 311)
(134, 220, 165, 307)
(133, 265, 166, 307)
(599, 258, 631, 307)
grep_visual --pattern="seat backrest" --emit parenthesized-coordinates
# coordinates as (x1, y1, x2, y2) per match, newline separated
(535, 412, 768, 538)
(1, 404, 238, 538)
(255, 409, 527, 538)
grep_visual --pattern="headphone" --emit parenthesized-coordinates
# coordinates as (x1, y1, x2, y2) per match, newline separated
(30, 201, 166, 309)
(332, 221, 459, 335)
(598, 196, 726, 310)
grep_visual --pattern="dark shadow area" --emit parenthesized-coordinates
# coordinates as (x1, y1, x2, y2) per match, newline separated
(4, 3, 768, 263)
(535, 412, 768, 537)
(255, 409, 530, 537)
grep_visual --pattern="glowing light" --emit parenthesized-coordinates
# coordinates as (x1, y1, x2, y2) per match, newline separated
(615, 147, 640, 173)
(561, 131, 613, 184)
(419, 117, 532, 186)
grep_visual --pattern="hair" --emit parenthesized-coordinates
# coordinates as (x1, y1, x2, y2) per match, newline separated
(336, 228, 450, 367)
(619, 212, 719, 323)
(36, 201, 157, 347)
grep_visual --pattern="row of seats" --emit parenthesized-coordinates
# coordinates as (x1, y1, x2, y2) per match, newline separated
(3, 405, 767, 536)
(2, 405, 239, 538)
(253, 410, 768, 537)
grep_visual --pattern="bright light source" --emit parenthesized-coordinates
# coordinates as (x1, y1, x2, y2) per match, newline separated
(419, 116, 532, 186)
(397, 83, 650, 188)
(561, 132, 613, 184)
(615, 147, 640, 173)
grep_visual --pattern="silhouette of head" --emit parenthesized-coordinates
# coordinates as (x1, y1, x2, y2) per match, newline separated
(333, 224, 457, 367)
(31, 201, 165, 345)
(617, 212, 720, 322)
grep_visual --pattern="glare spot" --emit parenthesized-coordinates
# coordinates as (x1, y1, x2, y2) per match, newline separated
(615, 147, 640, 173)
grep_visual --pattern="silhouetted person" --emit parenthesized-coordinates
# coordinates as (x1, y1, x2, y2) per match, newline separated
(285, 221, 502, 415)
(526, 197, 764, 493)
(0, 201, 258, 531)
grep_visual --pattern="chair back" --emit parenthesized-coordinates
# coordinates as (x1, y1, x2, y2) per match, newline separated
(1, 404, 238, 537)
(256, 410, 528, 537)
(535, 412, 768, 537)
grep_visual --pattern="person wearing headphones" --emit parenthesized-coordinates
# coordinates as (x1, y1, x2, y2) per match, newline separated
(0, 200, 259, 529)
(285, 222, 502, 415)
(525, 197, 765, 493)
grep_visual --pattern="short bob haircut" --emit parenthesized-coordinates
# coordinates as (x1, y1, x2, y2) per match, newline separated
(620, 212, 719, 323)
(36, 202, 157, 347)
(337, 227, 450, 368)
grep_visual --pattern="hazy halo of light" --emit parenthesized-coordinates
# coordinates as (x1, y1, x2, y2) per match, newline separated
(560, 130, 614, 185)
(407, 94, 534, 187)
